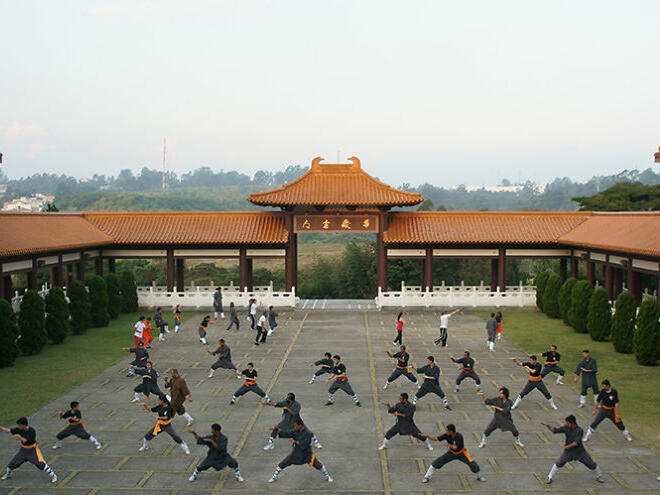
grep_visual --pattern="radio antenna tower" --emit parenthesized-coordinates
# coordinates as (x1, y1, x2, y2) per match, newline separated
(162, 137, 167, 190)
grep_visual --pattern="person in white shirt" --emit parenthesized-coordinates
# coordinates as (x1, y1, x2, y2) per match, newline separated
(248, 299, 258, 330)
(134, 316, 146, 347)
(434, 310, 460, 347)
(254, 311, 268, 345)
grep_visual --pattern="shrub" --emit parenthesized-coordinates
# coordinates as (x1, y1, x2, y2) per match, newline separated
(611, 291, 637, 353)
(17, 290, 47, 355)
(542, 273, 562, 318)
(0, 299, 19, 367)
(569, 280, 593, 333)
(88, 276, 110, 327)
(535, 271, 550, 311)
(558, 277, 577, 325)
(587, 287, 612, 341)
(633, 298, 660, 365)
(45, 286, 69, 344)
(120, 270, 138, 313)
(69, 280, 91, 334)
(104, 273, 122, 319)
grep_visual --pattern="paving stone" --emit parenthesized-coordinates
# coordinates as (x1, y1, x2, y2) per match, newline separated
(65, 470, 145, 488)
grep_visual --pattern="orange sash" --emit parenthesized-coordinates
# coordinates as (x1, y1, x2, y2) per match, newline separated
(152, 419, 170, 436)
(308, 453, 316, 467)
(452, 447, 473, 461)
(528, 375, 542, 382)
(70, 420, 86, 428)
(245, 378, 256, 386)
(336, 376, 346, 381)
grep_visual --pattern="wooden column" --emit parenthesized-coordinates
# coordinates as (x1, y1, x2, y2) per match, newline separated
(95, 256, 104, 276)
(613, 267, 623, 299)
(246, 258, 254, 291)
(423, 248, 433, 291)
(285, 214, 296, 291)
(604, 259, 614, 301)
(239, 247, 249, 291)
(77, 253, 86, 282)
(377, 212, 388, 291)
(108, 258, 116, 273)
(166, 248, 175, 292)
(1, 274, 11, 301)
(490, 259, 498, 291)
(559, 258, 567, 282)
(627, 258, 642, 303)
(51, 265, 63, 287)
(28, 258, 38, 290)
(570, 257, 578, 278)
(66, 263, 73, 289)
(497, 248, 506, 291)
(657, 274, 660, 302)
(176, 259, 185, 291)
(585, 261, 595, 285)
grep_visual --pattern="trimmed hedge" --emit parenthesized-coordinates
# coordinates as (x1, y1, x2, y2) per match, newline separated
(0, 299, 20, 367)
(542, 273, 562, 318)
(586, 287, 611, 341)
(611, 291, 636, 354)
(18, 290, 47, 355)
(105, 273, 122, 319)
(45, 286, 69, 344)
(120, 270, 138, 313)
(88, 276, 110, 327)
(558, 277, 577, 325)
(69, 280, 91, 334)
(633, 298, 660, 366)
(569, 280, 593, 333)
(535, 271, 550, 311)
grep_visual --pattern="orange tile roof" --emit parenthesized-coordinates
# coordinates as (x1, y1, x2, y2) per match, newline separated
(248, 157, 424, 207)
(559, 212, 660, 257)
(84, 211, 288, 245)
(384, 211, 592, 244)
(0, 213, 113, 257)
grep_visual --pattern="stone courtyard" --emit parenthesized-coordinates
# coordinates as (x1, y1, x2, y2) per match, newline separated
(1, 309, 659, 495)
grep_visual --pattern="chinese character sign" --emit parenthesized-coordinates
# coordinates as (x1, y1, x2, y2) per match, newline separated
(294, 215, 379, 233)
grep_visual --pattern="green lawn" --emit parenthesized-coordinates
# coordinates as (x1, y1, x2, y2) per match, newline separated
(0, 311, 200, 427)
(475, 310, 660, 453)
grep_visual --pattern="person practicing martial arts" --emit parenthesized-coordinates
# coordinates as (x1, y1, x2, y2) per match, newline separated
(434, 309, 460, 347)
(213, 287, 224, 319)
(537, 345, 565, 384)
(393, 311, 405, 346)
(583, 380, 632, 442)
(574, 349, 599, 408)
(254, 310, 268, 345)
(1, 417, 58, 483)
(207, 339, 241, 378)
(541, 415, 604, 484)
(485, 313, 497, 351)
(173, 304, 181, 333)
(138, 395, 190, 454)
(422, 424, 485, 484)
(451, 351, 481, 392)
(226, 302, 240, 331)
(477, 387, 523, 448)
(133, 315, 146, 348)
(121, 340, 149, 376)
(164, 369, 194, 426)
(267, 419, 333, 484)
(308, 352, 333, 384)
(384, 345, 420, 389)
(325, 355, 361, 407)
(52, 401, 102, 450)
(154, 307, 169, 342)
(187, 424, 243, 482)
(131, 361, 163, 403)
(263, 393, 322, 450)
(267, 306, 284, 336)
(198, 315, 216, 345)
(230, 363, 269, 405)
(412, 356, 450, 409)
(510, 355, 558, 410)
(378, 393, 433, 451)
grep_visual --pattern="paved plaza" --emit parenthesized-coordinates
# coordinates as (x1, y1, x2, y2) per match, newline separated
(1, 309, 659, 495)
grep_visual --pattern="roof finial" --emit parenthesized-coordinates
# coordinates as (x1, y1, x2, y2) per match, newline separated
(348, 156, 360, 169)
(654, 146, 660, 164)
(311, 157, 324, 170)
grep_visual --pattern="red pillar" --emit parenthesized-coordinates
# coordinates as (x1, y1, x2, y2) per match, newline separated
(628, 259, 642, 303)
(77, 253, 86, 282)
(490, 258, 498, 291)
(176, 258, 185, 291)
(28, 258, 38, 290)
(285, 214, 297, 291)
(497, 248, 506, 291)
(166, 249, 175, 292)
(570, 258, 578, 278)
(604, 261, 614, 301)
(586, 261, 595, 285)
(95, 256, 104, 276)
(51, 265, 63, 287)
(377, 213, 388, 291)
(239, 247, 249, 291)
(246, 258, 253, 291)
(423, 248, 433, 290)
(65, 263, 73, 290)
(559, 258, 567, 282)
(613, 268, 623, 299)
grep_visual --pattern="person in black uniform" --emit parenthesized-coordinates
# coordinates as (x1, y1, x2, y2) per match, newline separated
(52, 401, 101, 450)
(187, 424, 243, 482)
(574, 350, 598, 408)
(138, 395, 190, 454)
(478, 387, 524, 448)
(121, 341, 149, 376)
(451, 351, 481, 392)
(267, 419, 333, 483)
(263, 393, 322, 450)
(131, 361, 163, 403)
(541, 415, 604, 484)
(537, 345, 565, 385)
(1, 417, 58, 483)
(378, 393, 433, 451)
(510, 356, 558, 410)
(230, 363, 269, 405)
(412, 356, 450, 409)
(421, 424, 485, 483)
(308, 352, 333, 384)
(325, 355, 361, 407)
(583, 380, 632, 442)
(384, 346, 420, 389)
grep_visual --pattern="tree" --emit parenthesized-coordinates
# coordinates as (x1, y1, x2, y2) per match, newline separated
(569, 280, 593, 333)
(535, 271, 550, 311)
(542, 273, 562, 318)
(416, 199, 435, 211)
(69, 280, 91, 334)
(573, 183, 660, 211)
(45, 286, 69, 344)
(586, 287, 612, 341)
(611, 291, 636, 353)
(0, 299, 20, 367)
(633, 298, 660, 365)
(17, 290, 47, 355)
(120, 270, 139, 313)
(558, 277, 577, 325)
(41, 202, 59, 212)
(105, 273, 122, 319)
(88, 276, 110, 327)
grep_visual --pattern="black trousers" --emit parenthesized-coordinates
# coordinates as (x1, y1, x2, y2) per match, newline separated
(8, 446, 47, 470)
(456, 371, 481, 386)
(234, 384, 267, 398)
(393, 330, 402, 344)
(519, 380, 551, 400)
(590, 408, 625, 431)
(197, 454, 238, 471)
(416, 381, 446, 400)
(56, 424, 91, 441)
(144, 422, 182, 443)
(255, 326, 267, 343)
(387, 367, 418, 384)
(431, 450, 479, 473)
(555, 449, 597, 469)
(541, 365, 565, 378)
(279, 452, 323, 469)
(434, 328, 448, 346)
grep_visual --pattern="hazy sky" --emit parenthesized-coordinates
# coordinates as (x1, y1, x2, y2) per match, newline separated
(1, 0, 659, 186)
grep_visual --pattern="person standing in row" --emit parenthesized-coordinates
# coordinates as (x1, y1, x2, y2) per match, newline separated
(143, 317, 154, 347)
(378, 393, 433, 451)
(308, 352, 333, 384)
(583, 380, 632, 442)
(412, 356, 450, 409)
(384, 345, 420, 389)
(451, 351, 481, 392)
(325, 355, 361, 407)
(537, 345, 565, 385)
(173, 304, 181, 333)
(541, 415, 604, 485)
(248, 298, 257, 330)
(52, 401, 102, 450)
(574, 349, 598, 408)
(198, 315, 216, 346)
(226, 302, 240, 331)
(267, 306, 284, 336)
(495, 311, 503, 340)
(154, 307, 169, 342)
(254, 311, 268, 345)
(207, 339, 241, 378)
(478, 387, 523, 448)
(393, 311, 404, 346)
(187, 424, 243, 483)
(510, 355, 558, 410)
(121, 341, 148, 376)
(230, 363, 269, 405)
(133, 316, 146, 348)
(422, 424, 485, 484)
(213, 287, 224, 319)
(138, 395, 190, 454)
(485, 313, 497, 352)
(164, 369, 194, 426)
(435, 309, 460, 347)
(0, 417, 58, 483)
(131, 361, 163, 403)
